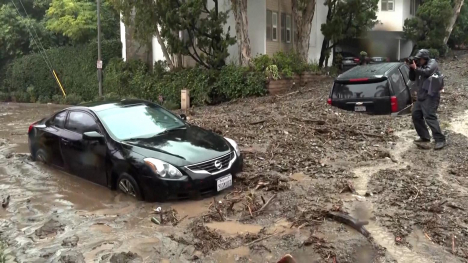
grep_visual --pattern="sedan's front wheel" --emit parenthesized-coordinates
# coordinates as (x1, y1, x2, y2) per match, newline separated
(117, 174, 143, 200)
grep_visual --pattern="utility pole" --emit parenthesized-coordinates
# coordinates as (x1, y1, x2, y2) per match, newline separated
(97, 0, 103, 96)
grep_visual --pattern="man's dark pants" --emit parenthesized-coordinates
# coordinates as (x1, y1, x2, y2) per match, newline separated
(412, 96, 445, 142)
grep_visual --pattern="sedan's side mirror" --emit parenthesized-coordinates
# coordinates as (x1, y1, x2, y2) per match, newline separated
(180, 114, 187, 121)
(83, 131, 104, 141)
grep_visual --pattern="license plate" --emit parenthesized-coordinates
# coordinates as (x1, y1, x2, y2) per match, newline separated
(374, 58, 382, 62)
(216, 174, 232, 192)
(355, 105, 366, 112)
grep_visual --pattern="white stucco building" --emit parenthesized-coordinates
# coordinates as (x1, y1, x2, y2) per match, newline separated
(120, 0, 333, 67)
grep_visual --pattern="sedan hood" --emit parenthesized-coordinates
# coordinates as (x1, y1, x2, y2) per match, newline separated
(121, 125, 231, 166)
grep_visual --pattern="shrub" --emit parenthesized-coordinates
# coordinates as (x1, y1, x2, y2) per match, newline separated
(428, 48, 440, 59)
(265, 65, 280, 80)
(251, 54, 272, 72)
(0, 92, 10, 102)
(63, 94, 83, 105)
(52, 94, 63, 104)
(4, 39, 121, 101)
(12, 91, 30, 103)
(26, 86, 36, 103)
(37, 95, 51, 104)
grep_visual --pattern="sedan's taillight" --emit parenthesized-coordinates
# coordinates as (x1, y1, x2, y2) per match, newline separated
(327, 98, 332, 105)
(28, 122, 37, 133)
(353, 58, 360, 63)
(391, 96, 398, 112)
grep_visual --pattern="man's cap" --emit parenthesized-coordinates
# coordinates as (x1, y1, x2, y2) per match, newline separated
(415, 49, 430, 59)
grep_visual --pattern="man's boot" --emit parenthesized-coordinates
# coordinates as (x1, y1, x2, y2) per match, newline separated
(434, 141, 446, 150)
(414, 138, 431, 143)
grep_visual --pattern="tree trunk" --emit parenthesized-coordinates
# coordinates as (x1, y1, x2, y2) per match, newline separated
(231, 0, 251, 65)
(444, 0, 464, 44)
(154, 24, 174, 70)
(318, 38, 329, 67)
(292, 0, 316, 62)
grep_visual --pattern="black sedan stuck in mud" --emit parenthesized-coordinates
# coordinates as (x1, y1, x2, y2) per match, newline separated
(28, 100, 243, 201)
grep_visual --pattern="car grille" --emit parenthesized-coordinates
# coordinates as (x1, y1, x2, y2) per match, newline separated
(186, 152, 234, 174)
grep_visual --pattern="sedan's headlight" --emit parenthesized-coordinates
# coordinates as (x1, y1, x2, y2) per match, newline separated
(144, 158, 183, 178)
(225, 137, 240, 156)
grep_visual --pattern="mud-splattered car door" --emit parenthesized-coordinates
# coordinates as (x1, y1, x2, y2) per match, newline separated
(60, 111, 107, 185)
(40, 111, 67, 167)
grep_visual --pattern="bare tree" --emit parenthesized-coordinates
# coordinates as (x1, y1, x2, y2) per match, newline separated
(292, 0, 317, 62)
(230, 0, 251, 65)
(444, 0, 465, 44)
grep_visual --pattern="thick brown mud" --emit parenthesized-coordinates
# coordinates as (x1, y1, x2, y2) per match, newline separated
(1, 52, 468, 263)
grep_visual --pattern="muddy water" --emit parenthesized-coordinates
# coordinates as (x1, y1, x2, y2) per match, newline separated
(0, 103, 220, 262)
(346, 111, 468, 263)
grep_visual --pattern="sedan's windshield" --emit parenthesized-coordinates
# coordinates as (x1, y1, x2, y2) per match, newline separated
(96, 104, 185, 141)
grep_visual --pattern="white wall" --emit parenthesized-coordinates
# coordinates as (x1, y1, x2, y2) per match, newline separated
(373, 0, 404, 32)
(400, 39, 413, 58)
(120, 14, 127, 61)
(308, 0, 332, 66)
(152, 29, 165, 64)
(248, 0, 267, 57)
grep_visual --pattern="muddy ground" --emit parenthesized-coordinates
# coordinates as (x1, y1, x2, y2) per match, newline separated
(1, 52, 468, 263)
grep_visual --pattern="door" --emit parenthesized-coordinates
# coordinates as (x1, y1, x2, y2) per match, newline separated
(41, 111, 67, 167)
(400, 65, 416, 96)
(389, 70, 409, 111)
(60, 111, 107, 186)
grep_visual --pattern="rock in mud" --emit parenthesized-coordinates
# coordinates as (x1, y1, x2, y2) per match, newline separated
(59, 251, 85, 263)
(35, 219, 64, 238)
(62, 235, 79, 247)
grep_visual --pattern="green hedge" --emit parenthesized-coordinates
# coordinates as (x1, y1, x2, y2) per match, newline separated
(3, 39, 121, 101)
(103, 59, 267, 107)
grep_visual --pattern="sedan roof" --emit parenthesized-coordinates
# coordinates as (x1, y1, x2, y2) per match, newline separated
(336, 62, 403, 81)
(70, 99, 154, 112)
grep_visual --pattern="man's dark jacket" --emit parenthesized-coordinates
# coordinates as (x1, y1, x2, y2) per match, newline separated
(409, 59, 439, 101)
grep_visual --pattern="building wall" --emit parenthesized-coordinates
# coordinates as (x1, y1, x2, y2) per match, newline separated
(373, 0, 405, 32)
(248, 0, 267, 57)
(308, 0, 330, 64)
(265, 0, 294, 56)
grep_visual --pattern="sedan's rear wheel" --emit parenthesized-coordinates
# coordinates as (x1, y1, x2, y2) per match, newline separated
(35, 148, 51, 164)
(117, 174, 143, 200)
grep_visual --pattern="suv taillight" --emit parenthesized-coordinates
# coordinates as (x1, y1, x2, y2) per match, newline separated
(391, 96, 398, 112)
(327, 98, 332, 105)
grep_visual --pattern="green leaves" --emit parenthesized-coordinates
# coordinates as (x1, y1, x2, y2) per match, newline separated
(113, 0, 236, 69)
(403, 0, 452, 55)
(45, 0, 119, 43)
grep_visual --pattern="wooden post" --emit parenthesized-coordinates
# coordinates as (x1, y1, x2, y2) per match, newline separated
(181, 89, 190, 111)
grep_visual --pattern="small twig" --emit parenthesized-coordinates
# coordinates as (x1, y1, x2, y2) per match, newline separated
(247, 205, 253, 218)
(452, 234, 455, 254)
(424, 232, 433, 243)
(173, 215, 188, 226)
(246, 234, 275, 246)
(254, 194, 277, 215)
(261, 196, 266, 204)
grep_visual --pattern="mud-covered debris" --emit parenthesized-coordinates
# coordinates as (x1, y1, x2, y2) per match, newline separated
(62, 235, 79, 247)
(190, 220, 234, 254)
(152, 208, 184, 226)
(4, 152, 13, 159)
(59, 251, 85, 263)
(102, 252, 142, 263)
(327, 212, 370, 238)
(2, 195, 10, 208)
(277, 254, 297, 263)
(35, 219, 64, 238)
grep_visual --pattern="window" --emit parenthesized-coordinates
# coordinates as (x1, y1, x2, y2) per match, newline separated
(390, 72, 405, 94)
(332, 81, 390, 99)
(266, 10, 272, 40)
(286, 15, 292, 43)
(381, 0, 394, 11)
(400, 65, 410, 83)
(66, 111, 98, 134)
(97, 105, 185, 141)
(272, 12, 278, 41)
(410, 0, 419, 15)
(53, 111, 67, 128)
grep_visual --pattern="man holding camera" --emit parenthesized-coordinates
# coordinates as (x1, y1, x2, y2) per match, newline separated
(408, 49, 446, 150)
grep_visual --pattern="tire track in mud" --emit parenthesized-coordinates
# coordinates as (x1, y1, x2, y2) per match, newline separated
(347, 112, 468, 263)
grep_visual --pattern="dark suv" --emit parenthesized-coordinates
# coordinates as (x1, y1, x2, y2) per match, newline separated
(327, 63, 413, 115)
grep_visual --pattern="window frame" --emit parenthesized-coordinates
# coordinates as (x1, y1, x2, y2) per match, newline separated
(272, 12, 278, 42)
(65, 110, 101, 135)
(286, 15, 292, 43)
(381, 0, 395, 11)
(266, 10, 272, 41)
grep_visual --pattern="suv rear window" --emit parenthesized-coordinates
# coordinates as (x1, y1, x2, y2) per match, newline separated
(332, 81, 390, 99)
